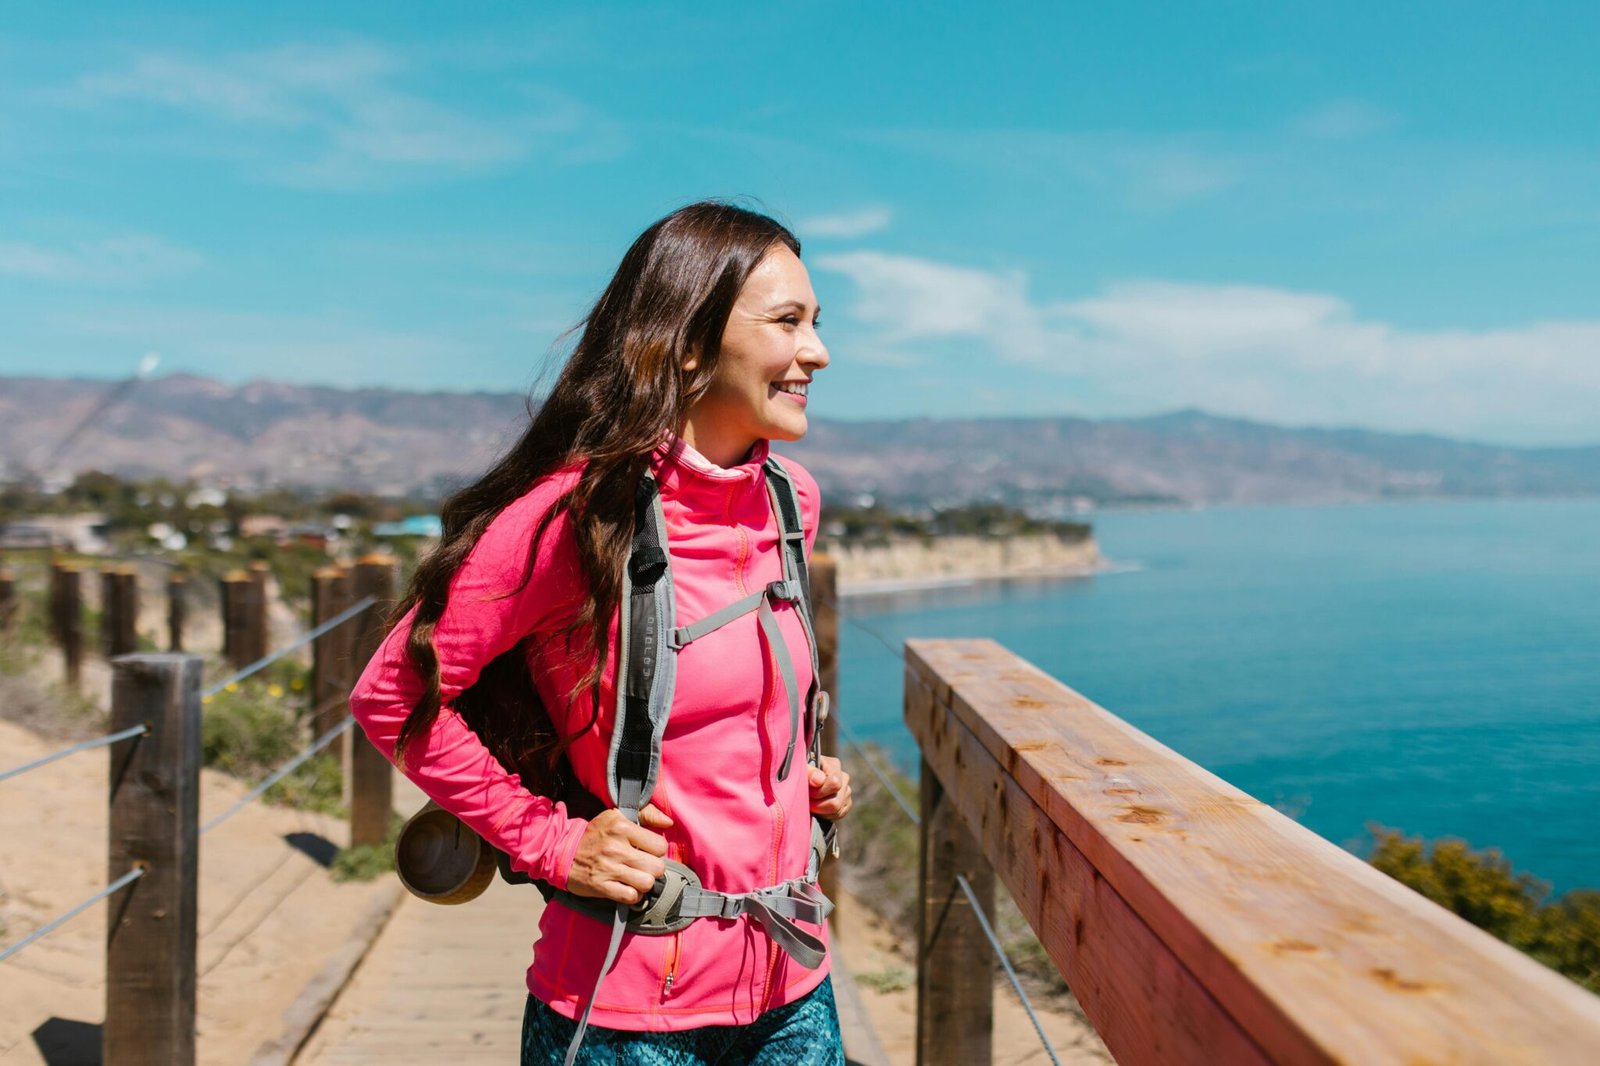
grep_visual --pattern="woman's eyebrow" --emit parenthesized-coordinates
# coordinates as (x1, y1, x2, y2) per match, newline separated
(766, 299, 820, 316)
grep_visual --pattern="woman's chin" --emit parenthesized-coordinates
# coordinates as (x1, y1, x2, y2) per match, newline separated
(765, 415, 808, 443)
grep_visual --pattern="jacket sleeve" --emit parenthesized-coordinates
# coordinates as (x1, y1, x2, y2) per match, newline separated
(348, 474, 590, 890)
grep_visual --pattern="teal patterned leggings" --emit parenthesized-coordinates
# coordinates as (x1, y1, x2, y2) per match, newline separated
(520, 978, 845, 1065)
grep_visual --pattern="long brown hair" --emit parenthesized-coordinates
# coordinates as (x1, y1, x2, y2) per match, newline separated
(390, 201, 801, 791)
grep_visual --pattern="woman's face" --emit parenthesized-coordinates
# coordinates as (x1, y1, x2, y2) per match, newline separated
(682, 244, 829, 467)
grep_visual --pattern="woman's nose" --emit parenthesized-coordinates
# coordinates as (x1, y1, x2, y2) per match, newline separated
(801, 332, 830, 371)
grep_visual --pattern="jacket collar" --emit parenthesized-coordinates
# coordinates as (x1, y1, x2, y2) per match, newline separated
(653, 435, 769, 486)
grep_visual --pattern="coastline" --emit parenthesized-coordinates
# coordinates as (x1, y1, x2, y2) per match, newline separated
(835, 558, 1115, 597)
(822, 531, 1109, 598)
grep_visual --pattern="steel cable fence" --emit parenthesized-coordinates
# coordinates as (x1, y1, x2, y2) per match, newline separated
(0, 723, 149, 785)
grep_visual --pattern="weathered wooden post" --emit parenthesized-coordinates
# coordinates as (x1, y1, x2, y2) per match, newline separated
(916, 757, 995, 1066)
(102, 566, 139, 657)
(311, 566, 353, 760)
(220, 570, 252, 671)
(101, 567, 118, 657)
(811, 553, 841, 926)
(105, 653, 202, 1066)
(167, 572, 186, 652)
(0, 567, 15, 638)
(247, 560, 272, 664)
(349, 555, 397, 846)
(118, 568, 141, 654)
(51, 562, 84, 691)
(218, 572, 231, 661)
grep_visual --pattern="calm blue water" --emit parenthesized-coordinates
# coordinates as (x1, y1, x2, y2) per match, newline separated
(837, 498, 1600, 894)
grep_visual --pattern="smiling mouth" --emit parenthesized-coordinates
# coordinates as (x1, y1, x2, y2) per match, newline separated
(773, 381, 809, 403)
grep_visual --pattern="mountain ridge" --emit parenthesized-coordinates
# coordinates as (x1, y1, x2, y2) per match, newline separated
(3, 373, 1597, 507)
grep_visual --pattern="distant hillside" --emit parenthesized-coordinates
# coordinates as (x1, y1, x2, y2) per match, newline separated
(3, 374, 1598, 508)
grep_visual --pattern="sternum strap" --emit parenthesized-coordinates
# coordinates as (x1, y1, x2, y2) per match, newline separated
(670, 580, 805, 780)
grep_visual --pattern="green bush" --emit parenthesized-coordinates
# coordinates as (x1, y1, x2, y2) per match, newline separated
(263, 751, 345, 818)
(331, 813, 405, 882)
(1369, 826, 1600, 993)
(202, 679, 344, 815)
(202, 683, 301, 776)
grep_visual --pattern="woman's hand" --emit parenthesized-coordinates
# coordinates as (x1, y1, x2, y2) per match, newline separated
(566, 804, 674, 904)
(808, 756, 852, 821)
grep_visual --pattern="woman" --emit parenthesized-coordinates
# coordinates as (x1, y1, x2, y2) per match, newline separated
(350, 201, 853, 1065)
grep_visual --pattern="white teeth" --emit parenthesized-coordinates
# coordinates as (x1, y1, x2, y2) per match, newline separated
(775, 382, 808, 396)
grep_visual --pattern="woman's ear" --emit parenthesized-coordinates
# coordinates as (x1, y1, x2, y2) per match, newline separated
(682, 346, 701, 373)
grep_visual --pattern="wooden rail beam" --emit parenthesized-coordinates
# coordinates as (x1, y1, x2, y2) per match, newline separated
(905, 638, 1600, 1066)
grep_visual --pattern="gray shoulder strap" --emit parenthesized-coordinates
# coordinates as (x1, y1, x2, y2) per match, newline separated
(762, 456, 821, 710)
(606, 471, 677, 816)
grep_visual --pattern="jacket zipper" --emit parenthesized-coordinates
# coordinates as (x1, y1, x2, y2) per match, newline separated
(662, 839, 685, 998)
(662, 932, 682, 997)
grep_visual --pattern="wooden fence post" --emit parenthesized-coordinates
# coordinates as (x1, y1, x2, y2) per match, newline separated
(220, 571, 252, 670)
(51, 562, 84, 691)
(916, 756, 995, 1066)
(349, 555, 397, 846)
(219, 571, 232, 662)
(101, 567, 118, 657)
(105, 653, 202, 1066)
(0, 568, 14, 638)
(103, 566, 139, 657)
(167, 572, 186, 652)
(311, 566, 353, 761)
(811, 553, 841, 925)
(247, 561, 272, 664)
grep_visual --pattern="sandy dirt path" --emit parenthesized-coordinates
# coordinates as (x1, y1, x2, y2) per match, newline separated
(0, 717, 404, 1066)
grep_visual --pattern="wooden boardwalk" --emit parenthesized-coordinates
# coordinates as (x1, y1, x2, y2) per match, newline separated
(294, 874, 889, 1066)
(295, 876, 533, 1064)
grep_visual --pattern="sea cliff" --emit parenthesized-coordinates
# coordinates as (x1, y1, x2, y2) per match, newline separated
(821, 531, 1106, 595)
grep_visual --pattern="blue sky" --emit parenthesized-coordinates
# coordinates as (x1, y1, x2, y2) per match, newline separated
(3, 2, 1598, 444)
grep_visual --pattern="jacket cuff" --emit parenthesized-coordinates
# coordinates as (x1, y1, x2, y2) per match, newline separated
(516, 806, 589, 891)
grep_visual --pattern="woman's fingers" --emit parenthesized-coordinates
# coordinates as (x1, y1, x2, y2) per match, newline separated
(808, 757, 852, 820)
(567, 809, 670, 901)
(638, 802, 675, 832)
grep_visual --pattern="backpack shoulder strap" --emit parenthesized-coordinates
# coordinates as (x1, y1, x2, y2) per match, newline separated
(762, 456, 822, 730)
(607, 469, 677, 816)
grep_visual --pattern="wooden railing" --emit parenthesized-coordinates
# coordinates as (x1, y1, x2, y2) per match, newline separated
(905, 638, 1600, 1065)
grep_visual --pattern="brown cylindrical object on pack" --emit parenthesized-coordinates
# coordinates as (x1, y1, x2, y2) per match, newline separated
(394, 801, 498, 905)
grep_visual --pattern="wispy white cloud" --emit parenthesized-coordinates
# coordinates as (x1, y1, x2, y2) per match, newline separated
(44, 41, 619, 188)
(797, 205, 894, 240)
(863, 128, 1245, 209)
(1291, 100, 1402, 140)
(817, 250, 1600, 444)
(0, 234, 203, 284)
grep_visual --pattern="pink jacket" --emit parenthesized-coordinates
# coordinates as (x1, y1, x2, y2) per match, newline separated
(349, 438, 828, 1031)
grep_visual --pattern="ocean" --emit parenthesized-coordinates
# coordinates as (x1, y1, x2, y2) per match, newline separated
(836, 497, 1600, 894)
